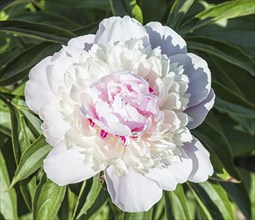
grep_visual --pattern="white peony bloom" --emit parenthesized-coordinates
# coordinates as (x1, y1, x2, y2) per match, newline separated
(25, 16, 215, 212)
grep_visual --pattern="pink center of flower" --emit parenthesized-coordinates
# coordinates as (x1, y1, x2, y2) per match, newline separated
(82, 72, 160, 144)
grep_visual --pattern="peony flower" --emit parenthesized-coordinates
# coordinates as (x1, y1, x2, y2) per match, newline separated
(25, 16, 215, 212)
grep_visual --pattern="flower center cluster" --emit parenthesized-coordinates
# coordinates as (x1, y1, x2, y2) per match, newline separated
(82, 72, 160, 145)
(58, 39, 192, 175)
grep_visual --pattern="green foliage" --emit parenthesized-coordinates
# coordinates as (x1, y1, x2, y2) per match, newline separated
(0, 0, 254, 219)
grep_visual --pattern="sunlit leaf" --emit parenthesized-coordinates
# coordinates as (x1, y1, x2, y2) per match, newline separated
(110, 0, 143, 24)
(200, 181, 235, 220)
(10, 135, 51, 188)
(0, 151, 18, 220)
(181, 0, 255, 34)
(187, 183, 213, 220)
(33, 174, 66, 220)
(167, 0, 194, 29)
(166, 185, 191, 220)
(76, 174, 102, 219)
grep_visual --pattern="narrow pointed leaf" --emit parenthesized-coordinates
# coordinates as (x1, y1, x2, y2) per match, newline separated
(0, 151, 18, 220)
(0, 20, 76, 43)
(200, 181, 235, 220)
(76, 174, 102, 219)
(167, 0, 194, 29)
(0, 42, 61, 86)
(33, 174, 66, 220)
(10, 134, 51, 188)
(110, 0, 143, 24)
(168, 185, 191, 220)
(188, 38, 255, 77)
(180, 0, 255, 34)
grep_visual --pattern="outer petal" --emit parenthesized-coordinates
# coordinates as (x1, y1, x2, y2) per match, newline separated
(43, 142, 100, 186)
(145, 157, 192, 191)
(39, 100, 70, 146)
(185, 89, 215, 129)
(105, 167, 162, 212)
(67, 34, 95, 51)
(25, 49, 73, 113)
(45, 49, 72, 94)
(170, 53, 211, 107)
(145, 22, 187, 56)
(25, 56, 56, 114)
(183, 137, 214, 182)
(94, 16, 149, 46)
(146, 137, 213, 189)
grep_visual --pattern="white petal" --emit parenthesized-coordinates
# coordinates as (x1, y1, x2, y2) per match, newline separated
(43, 142, 100, 186)
(170, 53, 211, 107)
(46, 50, 72, 94)
(105, 167, 162, 212)
(145, 157, 192, 191)
(145, 22, 187, 56)
(39, 100, 70, 145)
(25, 56, 56, 114)
(95, 16, 149, 46)
(67, 34, 95, 51)
(185, 89, 215, 129)
(183, 137, 214, 182)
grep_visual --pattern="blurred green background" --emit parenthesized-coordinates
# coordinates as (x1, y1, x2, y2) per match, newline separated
(0, 0, 254, 219)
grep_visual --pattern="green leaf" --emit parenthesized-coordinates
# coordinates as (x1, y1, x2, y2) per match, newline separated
(0, 151, 18, 220)
(0, 93, 21, 164)
(2, 0, 33, 11)
(11, 11, 82, 31)
(0, 102, 11, 136)
(12, 98, 42, 138)
(196, 0, 254, 24)
(0, 46, 23, 70)
(199, 181, 235, 220)
(221, 181, 251, 219)
(167, 185, 191, 220)
(190, 16, 255, 59)
(251, 174, 255, 220)
(0, 20, 76, 43)
(82, 188, 108, 219)
(139, 0, 169, 23)
(19, 177, 37, 211)
(188, 37, 255, 77)
(110, 0, 143, 24)
(33, 174, 66, 220)
(153, 197, 165, 220)
(189, 183, 223, 219)
(215, 98, 255, 121)
(124, 209, 152, 220)
(167, 0, 194, 29)
(0, 42, 61, 86)
(164, 191, 174, 220)
(214, 113, 255, 156)
(205, 54, 253, 103)
(187, 183, 213, 220)
(76, 174, 102, 219)
(212, 80, 255, 110)
(10, 134, 51, 188)
(181, 0, 255, 34)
